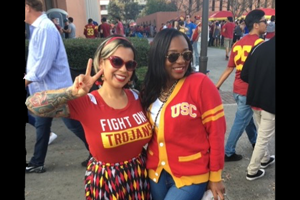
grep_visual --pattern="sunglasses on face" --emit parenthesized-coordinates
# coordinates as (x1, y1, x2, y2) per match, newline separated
(166, 51, 193, 63)
(258, 19, 267, 24)
(107, 56, 137, 71)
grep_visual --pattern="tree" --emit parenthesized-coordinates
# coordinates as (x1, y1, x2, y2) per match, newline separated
(226, 0, 251, 20)
(117, 0, 133, 3)
(220, 0, 223, 11)
(264, 0, 268, 8)
(108, 0, 122, 22)
(145, 0, 177, 15)
(123, 2, 140, 23)
(188, 0, 192, 14)
(257, 0, 261, 8)
(168, 0, 202, 16)
(248, 0, 253, 10)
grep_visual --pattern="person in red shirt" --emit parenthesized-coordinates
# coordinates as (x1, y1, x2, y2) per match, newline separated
(83, 18, 98, 39)
(222, 16, 236, 60)
(115, 16, 124, 36)
(215, 9, 267, 163)
(140, 28, 226, 200)
(26, 35, 152, 200)
(98, 17, 111, 38)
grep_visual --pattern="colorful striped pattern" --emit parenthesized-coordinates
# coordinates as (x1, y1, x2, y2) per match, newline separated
(201, 104, 225, 124)
(84, 150, 151, 200)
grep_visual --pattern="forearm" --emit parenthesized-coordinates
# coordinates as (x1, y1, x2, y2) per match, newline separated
(215, 74, 229, 89)
(25, 86, 75, 118)
(215, 67, 234, 89)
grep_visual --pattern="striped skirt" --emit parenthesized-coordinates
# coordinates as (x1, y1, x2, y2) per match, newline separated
(84, 150, 151, 200)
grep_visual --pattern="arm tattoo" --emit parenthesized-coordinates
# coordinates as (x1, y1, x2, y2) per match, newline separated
(25, 87, 77, 118)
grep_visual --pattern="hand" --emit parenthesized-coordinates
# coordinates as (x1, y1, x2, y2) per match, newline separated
(70, 58, 103, 97)
(207, 180, 226, 200)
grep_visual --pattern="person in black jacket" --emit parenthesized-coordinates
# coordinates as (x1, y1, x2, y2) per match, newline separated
(241, 36, 275, 181)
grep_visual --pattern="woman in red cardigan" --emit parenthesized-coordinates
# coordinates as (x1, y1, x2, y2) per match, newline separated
(140, 28, 226, 200)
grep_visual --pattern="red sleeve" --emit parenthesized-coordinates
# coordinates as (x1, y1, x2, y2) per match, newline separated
(67, 93, 96, 121)
(198, 76, 226, 172)
(83, 25, 87, 36)
(228, 46, 236, 68)
(94, 25, 98, 37)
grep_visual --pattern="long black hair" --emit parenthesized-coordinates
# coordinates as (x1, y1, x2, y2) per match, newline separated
(140, 28, 193, 112)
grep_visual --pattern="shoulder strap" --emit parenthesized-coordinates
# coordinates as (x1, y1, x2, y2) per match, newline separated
(130, 89, 139, 100)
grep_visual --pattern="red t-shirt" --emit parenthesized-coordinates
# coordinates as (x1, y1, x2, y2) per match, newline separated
(265, 32, 275, 39)
(54, 24, 62, 32)
(116, 21, 124, 35)
(222, 22, 235, 39)
(100, 22, 111, 38)
(83, 24, 98, 38)
(228, 34, 264, 95)
(191, 24, 200, 42)
(67, 90, 152, 163)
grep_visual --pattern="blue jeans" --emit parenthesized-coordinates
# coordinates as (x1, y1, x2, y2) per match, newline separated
(26, 88, 36, 127)
(27, 111, 35, 127)
(150, 170, 208, 200)
(225, 93, 257, 156)
(29, 116, 89, 166)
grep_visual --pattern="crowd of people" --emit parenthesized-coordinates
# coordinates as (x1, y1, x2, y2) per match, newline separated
(25, 0, 275, 199)
(89, 17, 157, 39)
(156, 13, 274, 63)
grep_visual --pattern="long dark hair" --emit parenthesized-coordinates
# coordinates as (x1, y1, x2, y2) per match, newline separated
(140, 28, 193, 112)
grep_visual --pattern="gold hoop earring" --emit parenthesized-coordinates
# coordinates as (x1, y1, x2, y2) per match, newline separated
(101, 74, 105, 81)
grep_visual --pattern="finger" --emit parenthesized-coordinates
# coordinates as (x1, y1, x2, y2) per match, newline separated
(212, 191, 220, 200)
(85, 58, 93, 76)
(77, 74, 84, 85)
(218, 191, 225, 200)
(73, 76, 80, 90)
(92, 68, 103, 83)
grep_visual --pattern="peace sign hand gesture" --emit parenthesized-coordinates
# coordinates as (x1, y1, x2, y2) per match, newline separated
(70, 58, 103, 98)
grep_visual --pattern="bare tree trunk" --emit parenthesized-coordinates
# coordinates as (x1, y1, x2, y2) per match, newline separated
(227, 0, 231, 11)
(212, 0, 215, 11)
(220, 0, 223, 11)
(248, 0, 252, 10)
(196, 0, 200, 11)
(264, 0, 268, 8)
(189, 0, 192, 14)
(272, 0, 275, 8)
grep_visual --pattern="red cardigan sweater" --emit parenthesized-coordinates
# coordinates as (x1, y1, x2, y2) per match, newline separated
(146, 73, 226, 188)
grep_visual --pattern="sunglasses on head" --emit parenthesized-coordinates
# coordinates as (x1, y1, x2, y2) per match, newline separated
(107, 56, 137, 71)
(166, 51, 193, 63)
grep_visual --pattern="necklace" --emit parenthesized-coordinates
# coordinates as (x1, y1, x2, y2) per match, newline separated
(151, 80, 178, 132)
